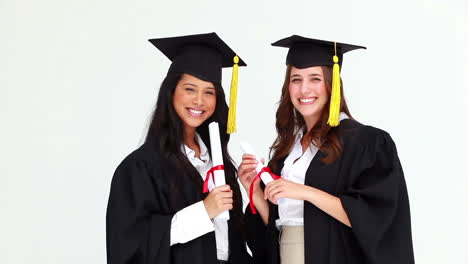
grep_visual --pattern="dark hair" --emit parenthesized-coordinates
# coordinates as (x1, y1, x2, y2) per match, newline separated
(145, 72, 244, 230)
(269, 65, 353, 171)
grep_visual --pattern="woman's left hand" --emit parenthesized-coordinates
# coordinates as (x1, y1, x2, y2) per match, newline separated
(264, 178, 309, 204)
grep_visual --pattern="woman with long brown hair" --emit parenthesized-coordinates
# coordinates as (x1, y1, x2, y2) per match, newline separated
(106, 33, 253, 264)
(239, 35, 414, 264)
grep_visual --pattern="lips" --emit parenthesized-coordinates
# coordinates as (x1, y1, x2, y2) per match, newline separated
(187, 108, 205, 117)
(298, 97, 317, 105)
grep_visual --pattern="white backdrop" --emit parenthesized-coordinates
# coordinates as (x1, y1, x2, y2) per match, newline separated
(1, 0, 467, 263)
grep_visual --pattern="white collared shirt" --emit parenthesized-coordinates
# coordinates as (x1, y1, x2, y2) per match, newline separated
(170, 133, 229, 261)
(276, 113, 349, 228)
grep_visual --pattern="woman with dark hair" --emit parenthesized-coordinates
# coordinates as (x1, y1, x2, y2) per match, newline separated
(106, 33, 251, 264)
(239, 36, 414, 264)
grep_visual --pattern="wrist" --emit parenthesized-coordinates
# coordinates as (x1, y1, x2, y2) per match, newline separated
(202, 199, 215, 219)
(253, 188, 267, 205)
(301, 185, 316, 203)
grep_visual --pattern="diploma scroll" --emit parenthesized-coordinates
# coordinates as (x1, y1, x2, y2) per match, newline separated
(240, 141, 275, 184)
(208, 122, 230, 220)
(240, 141, 281, 214)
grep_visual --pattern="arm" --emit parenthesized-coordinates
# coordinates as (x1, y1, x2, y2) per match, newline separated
(170, 201, 214, 245)
(238, 154, 269, 225)
(264, 179, 351, 227)
(106, 157, 173, 264)
(171, 184, 234, 244)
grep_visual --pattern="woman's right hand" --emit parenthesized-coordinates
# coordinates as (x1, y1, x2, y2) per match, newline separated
(238, 154, 262, 193)
(238, 154, 270, 224)
(203, 185, 233, 219)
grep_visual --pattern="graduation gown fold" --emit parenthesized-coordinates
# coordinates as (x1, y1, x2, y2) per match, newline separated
(246, 119, 414, 264)
(106, 143, 252, 264)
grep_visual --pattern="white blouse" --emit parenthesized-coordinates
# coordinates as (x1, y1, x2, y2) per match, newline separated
(169, 133, 229, 261)
(276, 113, 349, 228)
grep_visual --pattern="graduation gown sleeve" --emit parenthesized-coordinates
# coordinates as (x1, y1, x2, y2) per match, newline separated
(339, 129, 414, 264)
(106, 152, 173, 264)
(244, 202, 269, 264)
(244, 183, 282, 264)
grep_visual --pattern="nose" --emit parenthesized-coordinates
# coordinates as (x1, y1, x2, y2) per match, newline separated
(193, 90, 204, 106)
(300, 80, 310, 94)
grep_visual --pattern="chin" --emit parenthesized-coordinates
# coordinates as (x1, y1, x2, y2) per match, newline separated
(297, 109, 317, 117)
(185, 119, 206, 129)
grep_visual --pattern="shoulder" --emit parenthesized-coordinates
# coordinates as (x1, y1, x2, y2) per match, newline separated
(125, 142, 160, 163)
(114, 142, 162, 177)
(338, 119, 396, 150)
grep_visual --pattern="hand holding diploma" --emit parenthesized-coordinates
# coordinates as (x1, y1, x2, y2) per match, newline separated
(239, 141, 281, 214)
(204, 122, 230, 220)
(240, 142, 276, 184)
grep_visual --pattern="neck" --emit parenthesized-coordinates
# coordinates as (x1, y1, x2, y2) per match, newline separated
(184, 128, 201, 158)
(184, 127, 197, 147)
(303, 114, 320, 133)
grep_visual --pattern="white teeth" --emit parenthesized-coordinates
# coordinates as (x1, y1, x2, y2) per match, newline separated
(299, 98, 316, 103)
(189, 109, 203, 115)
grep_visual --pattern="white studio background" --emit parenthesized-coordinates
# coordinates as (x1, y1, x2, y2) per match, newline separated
(1, 0, 467, 263)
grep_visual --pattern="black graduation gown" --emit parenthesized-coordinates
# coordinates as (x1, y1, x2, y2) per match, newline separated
(245, 119, 414, 264)
(106, 142, 252, 264)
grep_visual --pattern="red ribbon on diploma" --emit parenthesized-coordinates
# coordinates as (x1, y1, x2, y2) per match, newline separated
(249, 167, 281, 214)
(203, 165, 225, 193)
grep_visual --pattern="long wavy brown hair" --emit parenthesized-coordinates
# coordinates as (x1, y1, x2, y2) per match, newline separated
(269, 65, 353, 171)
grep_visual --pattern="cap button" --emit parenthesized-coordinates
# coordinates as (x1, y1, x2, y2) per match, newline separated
(333, 55, 339, 63)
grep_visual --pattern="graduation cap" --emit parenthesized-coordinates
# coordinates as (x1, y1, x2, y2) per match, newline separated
(272, 35, 366, 127)
(149, 32, 246, 134)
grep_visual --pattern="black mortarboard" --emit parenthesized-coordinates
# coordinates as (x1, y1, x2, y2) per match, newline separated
(271, 35, 366, 68)
(271, 35, 366, 127)
(148, 32, 246, 134)
(148, 32, 246, 84)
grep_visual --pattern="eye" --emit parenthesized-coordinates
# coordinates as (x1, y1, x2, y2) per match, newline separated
(185, 87, 195, 92)
(291, 78, 302, 83)
(311, 77, 322, 82)
(205, 90, 215, 95)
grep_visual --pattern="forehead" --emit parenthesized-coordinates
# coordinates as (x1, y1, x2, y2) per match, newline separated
(179, 73, 215, 87)
(290, 66, 323, 76)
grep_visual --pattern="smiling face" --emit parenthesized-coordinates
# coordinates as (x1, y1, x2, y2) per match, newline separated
(172, 73, 217, 133)
(288, 66, 329, 129)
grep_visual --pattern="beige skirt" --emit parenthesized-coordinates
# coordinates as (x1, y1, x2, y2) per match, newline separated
(279, 226, 304, 264)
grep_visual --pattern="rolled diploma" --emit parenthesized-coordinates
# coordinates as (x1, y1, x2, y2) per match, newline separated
(208, 122, 229, 220)
(240, 141, 275, 184)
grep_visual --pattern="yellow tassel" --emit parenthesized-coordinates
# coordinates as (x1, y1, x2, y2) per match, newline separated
(327, 43, 341, 127)
(227, 55, 239, 134)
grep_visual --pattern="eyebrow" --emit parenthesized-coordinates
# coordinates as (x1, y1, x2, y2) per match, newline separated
(183, 83, 215, 90)
(309, 73, 322, 77)
(290, 73, 322, 78)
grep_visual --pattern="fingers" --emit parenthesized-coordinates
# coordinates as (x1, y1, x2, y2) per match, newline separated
(238, 163, 257, 175)
(264, 179, 285, 202)
(218, 200, 234, 210)
(241, 154, 265, 166)
(204, 185, 235, 218)
(268, 187, 283, 202)
(238, 160, 259, 189)
(238, 168, 257, 184)
(215, 196, 233, 207)
(264, 185, 282, 204)
(212, 184, 232, 192)
(239, 161, 258, 174)
(211, 185, 233, 199)
(271, 192, 283, 204)
(264, 179, 278, 199)
(212, 190, 233, 199)
(242, 154, 257, 160)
